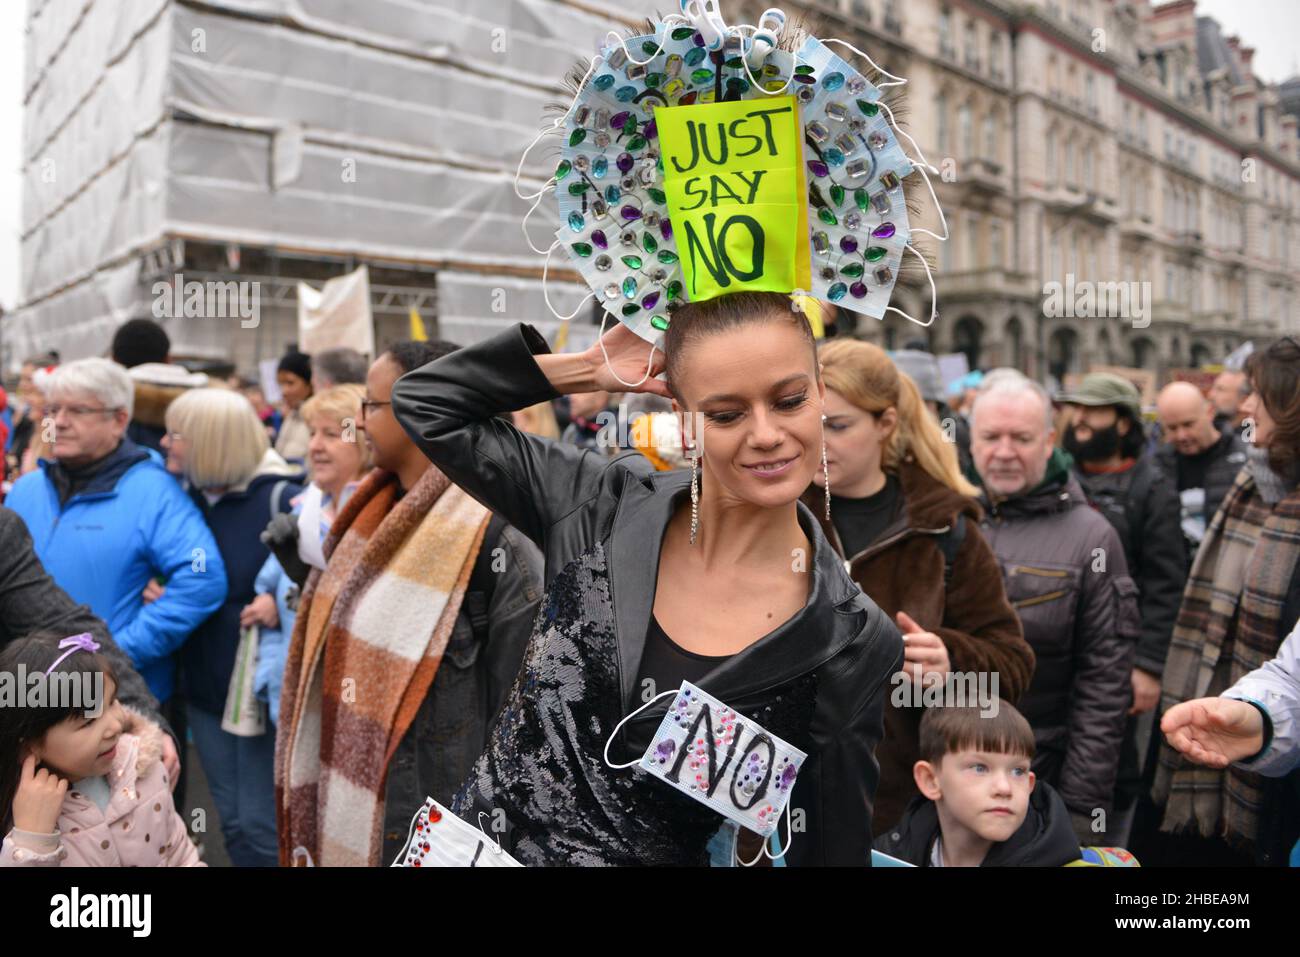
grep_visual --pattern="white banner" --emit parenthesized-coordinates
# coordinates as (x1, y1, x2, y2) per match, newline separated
(297, 264, 375, 356)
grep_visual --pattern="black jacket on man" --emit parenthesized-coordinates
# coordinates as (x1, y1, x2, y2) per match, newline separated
(392, 322, 904, 866)
(1073, 455, 1187, 677)
(1154, 429, 1248, 559)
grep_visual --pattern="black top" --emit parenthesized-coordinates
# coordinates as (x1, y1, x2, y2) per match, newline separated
(830, 474, 902, 559)
(636, 614, 731, 694)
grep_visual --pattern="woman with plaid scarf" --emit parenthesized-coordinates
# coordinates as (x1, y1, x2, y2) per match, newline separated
(1149, 337, 1300, 866)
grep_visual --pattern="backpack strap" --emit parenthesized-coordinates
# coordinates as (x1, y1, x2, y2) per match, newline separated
(937, 513, 967, 589)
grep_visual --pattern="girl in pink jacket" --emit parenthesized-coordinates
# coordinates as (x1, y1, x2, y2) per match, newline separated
(1, 633, 203, 866)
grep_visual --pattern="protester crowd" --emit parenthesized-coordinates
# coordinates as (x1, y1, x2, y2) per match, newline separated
(0, 311, 1297, 868)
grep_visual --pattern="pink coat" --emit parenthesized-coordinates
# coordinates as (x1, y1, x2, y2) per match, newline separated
(2, 709, 204, 867)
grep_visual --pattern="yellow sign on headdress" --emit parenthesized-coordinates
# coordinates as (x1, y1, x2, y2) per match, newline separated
(657, 96, 811, 302)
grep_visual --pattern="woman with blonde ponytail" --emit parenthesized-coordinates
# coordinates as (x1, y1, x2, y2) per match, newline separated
(802, 338, 1035, 836)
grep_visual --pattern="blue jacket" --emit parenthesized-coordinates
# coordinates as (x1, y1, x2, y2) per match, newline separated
(252, 546, 299, 727)
(182, 458, 303, 715)
(6, 441, 228, 703)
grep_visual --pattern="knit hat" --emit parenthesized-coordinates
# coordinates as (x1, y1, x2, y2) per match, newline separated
(277, 349, 312, 383)
(1055, 373, 1142, 420)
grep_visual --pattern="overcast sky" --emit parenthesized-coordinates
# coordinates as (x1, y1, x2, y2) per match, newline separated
(0, 0, 1296, 312)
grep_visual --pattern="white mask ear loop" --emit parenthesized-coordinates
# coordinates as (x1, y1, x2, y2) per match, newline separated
(521, 183, 558, 255)
(734, 801, 794, 866)
(596, 305, 662, 389)
(903, 164, 950, 244)
(818, 37, 909, 89)
(476, 811, 505, 856)
(292, 845, 315, 867)
(603, 688, 679, 770)
(883, 243, 937, 329)
(542, 240, 596, 322)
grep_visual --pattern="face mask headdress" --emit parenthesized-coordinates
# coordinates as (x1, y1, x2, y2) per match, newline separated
(516, 0, 949, 388)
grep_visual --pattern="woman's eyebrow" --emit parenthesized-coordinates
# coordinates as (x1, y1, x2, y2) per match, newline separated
(700, 373, 810, 405)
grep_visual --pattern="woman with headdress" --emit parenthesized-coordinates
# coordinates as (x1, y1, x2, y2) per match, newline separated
(390, 6, 938, 865)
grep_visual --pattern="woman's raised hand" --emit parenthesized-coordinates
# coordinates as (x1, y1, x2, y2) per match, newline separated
(585, 322, 671, 398)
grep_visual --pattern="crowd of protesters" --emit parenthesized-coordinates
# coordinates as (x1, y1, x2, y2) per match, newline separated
(0, 308, 1297, 868)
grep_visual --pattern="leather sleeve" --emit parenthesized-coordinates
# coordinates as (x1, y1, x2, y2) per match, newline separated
(391, 323, 649, 554)
(785, 606, 904, 866)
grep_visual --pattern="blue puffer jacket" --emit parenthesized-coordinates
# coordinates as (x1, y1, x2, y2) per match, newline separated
(181, 452, 303, 716)
(6, 441, 228, 703)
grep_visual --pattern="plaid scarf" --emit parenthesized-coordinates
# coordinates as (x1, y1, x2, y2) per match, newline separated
(1152, 467, 1300, 850)
(274, 466, 489, 866)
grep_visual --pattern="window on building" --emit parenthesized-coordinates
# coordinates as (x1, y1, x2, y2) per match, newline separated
(939, 8, 953, 56)
(1085, 74, 1096, 113)
(989, 34, 1003, 79)
(983, 112, 998, 163)
(990, 221, 1003, 268)
(959, 102, 974, 158)
(1046, 126, 1058, 185)
(936, 90, 949, 153)
(1065, 133, 1077, 186)
(964, 20, 979, 70)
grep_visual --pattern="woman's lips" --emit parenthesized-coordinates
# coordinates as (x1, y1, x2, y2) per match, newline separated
(98, 743, 117, 759)
(743, 456, 797, 477)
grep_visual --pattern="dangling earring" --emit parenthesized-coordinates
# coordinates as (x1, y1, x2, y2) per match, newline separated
(689, 449, 700, 546)
(821, 414, 831, 522)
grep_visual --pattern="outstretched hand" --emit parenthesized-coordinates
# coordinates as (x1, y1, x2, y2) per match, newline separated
(1161, 697, 1266, 769)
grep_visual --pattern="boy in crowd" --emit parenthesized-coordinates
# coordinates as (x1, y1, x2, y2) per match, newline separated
(875, 704, 1082, 867)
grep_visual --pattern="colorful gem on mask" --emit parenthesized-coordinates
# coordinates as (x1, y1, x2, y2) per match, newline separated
(822, 72, 845, 91)
(616, 152, 635, 174)
(874, 266, 893, 285)
(555, 159, 571, 181)
(835, 133, 858, 155)
(865, 245, 887, 262)
(604, 185, 621, 203)
(655, 739, 676, 763)
(857, 98, 880, 117)
(880, 170, 901, 190)
(808, 160, 830, 178)
(615, 85, 637, 102)
(830, 184, 845, 206)
(591, 229, 608, 249)
(825, 101, 848, 122)
(868, 131, 888, 151)
(593, 74, 615, 91)
(839, 236, 859, 253)
(849, 281, 868, 298)
(806, 121, 830, 145)
(571, 241, 592, 257)
(840, 261, 864, 278)
(871, 191, 891, 215)
(592, 157, 608, 179)
(847, 76, 867, 94)
(658, 249, 678, 264)
(827, 282, 848, 302)
(872, 221, 896, 239)
(823, 148, 845, 167)
(594, 254, 612, 271)
(621, 304, 641, 317)
(604, 283, 621, 300)
(568, 128, 586, 147)
(844, 211, 861, 231)
(621, 255, 642, 270)
(567, 211, 584, 233)
(817, 207, 838, 226)
(854, 187, 869, 211)
(620, 205, 642, 221)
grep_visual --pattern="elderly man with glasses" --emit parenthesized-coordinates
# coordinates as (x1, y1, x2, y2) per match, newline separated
(6, 357, 227, 708)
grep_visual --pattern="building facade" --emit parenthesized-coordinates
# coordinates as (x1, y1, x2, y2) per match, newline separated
(810, 0, 1299, 384)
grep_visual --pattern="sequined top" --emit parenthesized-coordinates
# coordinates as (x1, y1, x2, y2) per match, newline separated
(392, 322, 904, 866)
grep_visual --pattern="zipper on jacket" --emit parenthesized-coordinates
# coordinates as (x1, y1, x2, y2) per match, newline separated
(1012, 589, 1069, 610)
(1008, 564, 1069, 579)
(843, 524, 952, 575)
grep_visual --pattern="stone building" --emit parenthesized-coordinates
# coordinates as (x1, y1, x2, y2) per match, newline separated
(811, 0, 1299, 384)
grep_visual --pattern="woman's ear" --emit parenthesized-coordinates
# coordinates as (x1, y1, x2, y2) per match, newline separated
(879, 406, 899, 436)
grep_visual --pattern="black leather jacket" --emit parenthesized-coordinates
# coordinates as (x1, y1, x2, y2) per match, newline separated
(392, 323, 903, 866)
